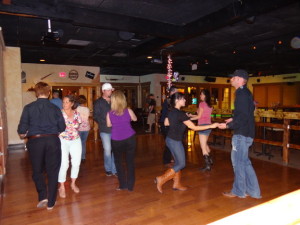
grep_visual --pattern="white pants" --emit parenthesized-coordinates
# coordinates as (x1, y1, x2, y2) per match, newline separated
(58, 138, 82, 182)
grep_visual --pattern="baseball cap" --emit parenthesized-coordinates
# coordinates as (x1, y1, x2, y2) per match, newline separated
(229, 69, 248, 80)
(102, 83, 114, 91)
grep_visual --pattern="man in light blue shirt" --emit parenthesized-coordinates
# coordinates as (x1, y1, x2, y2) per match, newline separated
(50, 90, 62, 109)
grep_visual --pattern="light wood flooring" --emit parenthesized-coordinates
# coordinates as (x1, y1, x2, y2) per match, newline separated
(1, 133, 300, 225)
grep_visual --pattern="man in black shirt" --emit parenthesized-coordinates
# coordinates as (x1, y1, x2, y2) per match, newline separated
(18, 82, 66, 210)
(219, 69, 261, 199)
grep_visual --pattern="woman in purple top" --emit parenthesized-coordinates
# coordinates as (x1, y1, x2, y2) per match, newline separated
(190, 89, 213, 171)
(106, 90, 137, 191)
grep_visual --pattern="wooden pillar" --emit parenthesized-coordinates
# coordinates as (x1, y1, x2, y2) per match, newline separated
(282, 119, 290, 164)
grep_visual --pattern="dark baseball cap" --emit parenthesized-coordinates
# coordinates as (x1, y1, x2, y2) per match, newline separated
(229, 69, 248, 80)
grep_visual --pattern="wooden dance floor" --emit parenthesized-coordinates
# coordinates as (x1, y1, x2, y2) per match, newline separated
(1, 133, 300, 225)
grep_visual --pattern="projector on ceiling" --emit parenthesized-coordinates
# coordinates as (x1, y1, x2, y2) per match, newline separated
(41, 19, 63, 44)
(41, 30, 63, 43)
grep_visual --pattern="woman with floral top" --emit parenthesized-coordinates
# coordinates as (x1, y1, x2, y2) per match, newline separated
(76, 95, 91, 162)
(58, 95, 82, 198)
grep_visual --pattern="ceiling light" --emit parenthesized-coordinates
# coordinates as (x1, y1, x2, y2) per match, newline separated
(233, 50, 236, 54)
(291, 36, 300, 49)
(278, 40, 282, 45)
(252, 46, 256, 50)
(67, 39, 91, 46)
(147, 56, 153, 59)
(151, 59, 162, 64)
(130, 38, 141, 42)
(40, 59, 46, 62)
(191, 63, 197, 70)
(112, 52, 127, 57)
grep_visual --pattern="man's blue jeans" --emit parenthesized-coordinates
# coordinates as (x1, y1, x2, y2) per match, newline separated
(79, 131, 89, 160)
(100, 132, 116, 174)
(166, 137, 185, 172)
(231, 135, 261, 198)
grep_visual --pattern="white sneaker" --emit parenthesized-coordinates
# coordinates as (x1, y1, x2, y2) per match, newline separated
(37, 199, 48, 208)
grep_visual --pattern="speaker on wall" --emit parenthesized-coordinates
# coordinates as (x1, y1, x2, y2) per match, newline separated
(85, 71, 95, 79)
(204, 76, 216, 82)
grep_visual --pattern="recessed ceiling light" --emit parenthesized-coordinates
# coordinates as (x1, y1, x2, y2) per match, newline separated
(252, 46, 257, 50)
(278, 40, 283, 45)
(147, 56, 153, 59)
(40, 59, 46, 62)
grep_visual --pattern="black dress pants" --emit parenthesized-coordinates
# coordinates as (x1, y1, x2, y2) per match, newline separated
(27, 135, 61, 207)
(112, 135, 136, 191)
(161, 125, 173, 164)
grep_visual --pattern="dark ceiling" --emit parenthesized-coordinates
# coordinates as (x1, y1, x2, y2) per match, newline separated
(1, 0, 300, 77)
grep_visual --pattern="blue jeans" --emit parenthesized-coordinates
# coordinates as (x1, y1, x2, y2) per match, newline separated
(79, 131, 89, 160)
(166, 137, 185, 172)
(231, 135, 261, 198)
(100, 132, 116, 174)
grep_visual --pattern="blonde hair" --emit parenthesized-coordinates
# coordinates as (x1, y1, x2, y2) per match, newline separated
(110, 90, 127, 115)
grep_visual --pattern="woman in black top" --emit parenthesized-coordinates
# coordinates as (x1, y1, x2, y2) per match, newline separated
(155, 92, 218, 193)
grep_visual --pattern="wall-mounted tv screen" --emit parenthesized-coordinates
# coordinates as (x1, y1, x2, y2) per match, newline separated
(192, 98, 198, 105)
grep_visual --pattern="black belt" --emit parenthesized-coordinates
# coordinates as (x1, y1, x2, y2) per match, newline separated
(27, 134, 58, 139)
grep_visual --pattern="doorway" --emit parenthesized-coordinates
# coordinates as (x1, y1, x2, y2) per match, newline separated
(52, 85, 99, 110)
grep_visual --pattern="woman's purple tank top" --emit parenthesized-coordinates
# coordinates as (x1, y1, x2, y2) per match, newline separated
(109, 109, 135, 141)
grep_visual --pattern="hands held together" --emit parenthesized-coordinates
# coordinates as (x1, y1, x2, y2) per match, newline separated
(218, 118, 232, 129)
(211, 118, 232, 129)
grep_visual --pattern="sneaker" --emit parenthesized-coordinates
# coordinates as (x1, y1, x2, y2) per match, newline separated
(113, 173, 118, 177)
(37, 199, 48, 208)
(47, 202, 56, 210)
(47, 206, 54, 210)
(105, 171, 113, 176)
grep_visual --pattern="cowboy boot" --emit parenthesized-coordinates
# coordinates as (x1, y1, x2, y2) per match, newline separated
(155, 168, 175, 193)
(173, 170, 187, 191)
(200, 155, 211, 172)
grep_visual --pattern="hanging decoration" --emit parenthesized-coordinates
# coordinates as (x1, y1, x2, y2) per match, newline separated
(165, 54, 173, 91)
